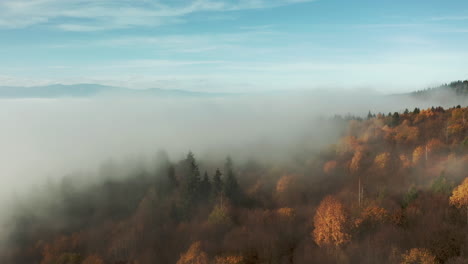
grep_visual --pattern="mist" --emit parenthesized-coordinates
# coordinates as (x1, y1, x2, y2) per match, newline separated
(0, 87, 467, 263)
(0, 89, 458, 200)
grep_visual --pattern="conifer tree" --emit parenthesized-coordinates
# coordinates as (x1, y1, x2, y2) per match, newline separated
(223, 157, 241, 204)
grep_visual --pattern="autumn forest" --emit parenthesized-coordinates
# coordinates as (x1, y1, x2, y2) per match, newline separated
(2, 105, 468, 264)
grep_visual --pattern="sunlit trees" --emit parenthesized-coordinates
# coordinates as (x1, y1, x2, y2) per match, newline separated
(449, 177, 468, 223)
(374, 152, 391, 169)
(412, 146, 425, 165)
(312, 195, 350, 248)
(176, 241, 209, 264)
(400, 248, 437, 264)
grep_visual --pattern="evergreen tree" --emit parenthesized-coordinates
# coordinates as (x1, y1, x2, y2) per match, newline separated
(212, 168, 223, 198)
(404, 108, 409, 115)
(223, 157, 241, 204)
(200, 171, 212, 201)
(391, 112, 400, 127)
(181, 151, 201, 216)
(367, 110, 373, 120)
(167, 164, 177, 191)
(413, 107, 420, 114)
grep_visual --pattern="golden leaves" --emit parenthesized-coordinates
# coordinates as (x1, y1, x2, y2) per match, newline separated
(176, 241, 209, 264)
(401, 248, 437, 264)
(312, 196, 350, 248)
(449, 177, 468, 209)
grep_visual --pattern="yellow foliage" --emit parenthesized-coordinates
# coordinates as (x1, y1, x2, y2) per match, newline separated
(176, 241, 209, 264)
(412, 146, 424, 165)
(401, 248, 437, 264)
(374, 152, 390, 169)
(349, 150, 363, 174)
(354, 205, 388, 228)
(312, 195, 350, 248)
(277, 207, 296, 219)
(276, 175, 296, 194)
(450, 177, 468, 209)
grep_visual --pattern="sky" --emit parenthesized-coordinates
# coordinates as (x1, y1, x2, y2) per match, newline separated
(0, 0, 468, 93)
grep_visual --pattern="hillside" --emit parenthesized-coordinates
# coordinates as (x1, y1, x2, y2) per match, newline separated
(0, 84, 222, 98)
(411, 80, 468, 98)
(2, 105, 467, 264)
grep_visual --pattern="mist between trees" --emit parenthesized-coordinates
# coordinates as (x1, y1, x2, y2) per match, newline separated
(0, 90, 467, 263)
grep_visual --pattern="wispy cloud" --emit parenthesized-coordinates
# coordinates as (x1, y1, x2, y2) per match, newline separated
(431, 15, 468, 21)
(0, 0, 315, 31)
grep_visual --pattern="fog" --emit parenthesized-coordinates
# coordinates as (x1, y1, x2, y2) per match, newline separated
(0, 88, 465, 246)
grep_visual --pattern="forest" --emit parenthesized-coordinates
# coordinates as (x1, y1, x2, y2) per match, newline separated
(1, 105, 467, 264)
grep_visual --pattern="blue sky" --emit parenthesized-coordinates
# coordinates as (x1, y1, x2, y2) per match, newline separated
(0, 0, 467, 92)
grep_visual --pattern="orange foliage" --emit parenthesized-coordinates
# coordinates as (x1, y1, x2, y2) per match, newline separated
(401, 248, 437, 264)
(374, 152, 390, 169)
(426, 138, 443, 155)
(277, 207, 296, 219)
(412, 146, 424, 165)
(450, 177, 468, 209)
(354, 205, 388, 228)
(399, 154, 411, 169)
(276, 175, 296, 194)
(349, 150, 363, 174)
(312, 195, 350, 248)
(323, 160, 338, 174)
(394, 121, 419, 145)
(176, 241, 209, 264)
(450, 177, 468, 223)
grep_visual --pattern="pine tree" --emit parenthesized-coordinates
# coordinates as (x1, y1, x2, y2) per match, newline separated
(167, 164, 177, 191)
(200, 171, 212, 201)
(212, 168, 223, 198)
(223, 157, 241, 204)
(180, 151, 201, 216)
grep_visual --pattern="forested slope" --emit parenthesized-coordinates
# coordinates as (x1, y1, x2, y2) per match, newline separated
(2, 106, 468, 264)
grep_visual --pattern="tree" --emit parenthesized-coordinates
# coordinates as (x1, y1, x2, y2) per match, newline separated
(392, 112, 400, 127)
(449, 177, 468, 224)
(167, 164, 178, 191)
(212, 168, 223, 197)
(176, 241, 209, 264)
(312, 195, 350, 248)
(200, 171, 212, 201)
(374, 152, 390, 169)
(180, 152, 202, 218)
(401, 248, 437, 264)
(223, 157, 241, 204)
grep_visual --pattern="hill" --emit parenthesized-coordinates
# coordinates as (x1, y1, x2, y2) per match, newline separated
(2, 105, 467, 264)
(0, 84, 224, 98)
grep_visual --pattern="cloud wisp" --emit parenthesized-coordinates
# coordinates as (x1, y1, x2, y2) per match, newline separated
(0, 0, 315, 31)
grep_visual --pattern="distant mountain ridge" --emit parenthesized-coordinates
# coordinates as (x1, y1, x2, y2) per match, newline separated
(0, 84, 228, 98)
(411, 80, 468, 97)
